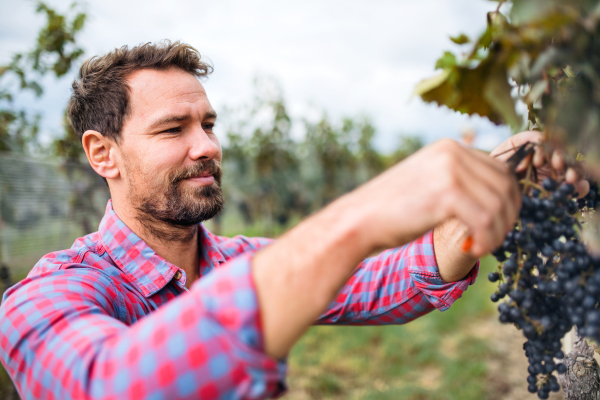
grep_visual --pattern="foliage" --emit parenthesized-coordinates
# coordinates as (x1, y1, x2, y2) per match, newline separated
(414, 0, 600, 163)
(0, 1, 86, 154)
(220, 77, 423, 235)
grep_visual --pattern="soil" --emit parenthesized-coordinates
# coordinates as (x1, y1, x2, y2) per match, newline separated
(484, 315, 564, 400)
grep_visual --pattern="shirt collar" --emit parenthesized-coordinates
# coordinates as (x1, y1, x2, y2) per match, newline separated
(98, 200, 225, 297)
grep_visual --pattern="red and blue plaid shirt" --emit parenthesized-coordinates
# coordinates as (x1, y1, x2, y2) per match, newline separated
(0, 200, 478, 400)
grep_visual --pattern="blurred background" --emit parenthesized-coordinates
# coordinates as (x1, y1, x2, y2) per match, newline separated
(0, 1, 541, 399)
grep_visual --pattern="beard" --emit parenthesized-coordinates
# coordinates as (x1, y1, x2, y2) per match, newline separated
(130, 159, 224, 239)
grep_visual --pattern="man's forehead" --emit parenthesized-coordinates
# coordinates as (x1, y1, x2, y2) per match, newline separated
(126, 68, 212, 122)
(128, 68, 206, 101)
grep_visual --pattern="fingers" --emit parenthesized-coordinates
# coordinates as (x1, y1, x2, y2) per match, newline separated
(492, 132, 590, 199)
(513, 146, 548, 174)
(468, 148, 522, 211)
(447, 181, 514, 257)
(445, 148, 521, 256)
(491, 131, 546, 174)
(532, 146, 547, 169)
(576, 179, 590, 198)
(459, 150, 520, 234)
(490, 131, 543, 161)
(565, 167, 591, 198)
(551, 150, 565, 171)
(443, 189, 499, 256)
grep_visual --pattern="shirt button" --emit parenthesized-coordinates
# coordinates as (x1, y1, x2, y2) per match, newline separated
(174, 270, 182, 280)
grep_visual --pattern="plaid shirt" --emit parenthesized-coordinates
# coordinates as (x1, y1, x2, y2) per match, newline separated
(0, 200, 478, 400)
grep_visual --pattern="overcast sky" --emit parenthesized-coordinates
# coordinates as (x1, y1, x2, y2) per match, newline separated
(0, 0, 512, 151)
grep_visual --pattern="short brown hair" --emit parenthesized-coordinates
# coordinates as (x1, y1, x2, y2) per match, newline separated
(67, 40, 213, 142)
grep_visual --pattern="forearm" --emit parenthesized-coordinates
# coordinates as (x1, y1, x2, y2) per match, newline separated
(253, 139, 521, 359)
(433, 218, 479, 282)
(252, 193, 373, 359)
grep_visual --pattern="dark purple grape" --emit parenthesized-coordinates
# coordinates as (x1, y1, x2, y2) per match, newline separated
(488, 272, 500, 282)
(492, 179, 600, 396)
(542, 178, 558, 191)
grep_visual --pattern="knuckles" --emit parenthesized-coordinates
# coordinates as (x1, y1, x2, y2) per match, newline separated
(479, 211, 495, 230)
(487, 197, 503, 218)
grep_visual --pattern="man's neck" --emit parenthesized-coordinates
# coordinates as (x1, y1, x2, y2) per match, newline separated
(111, 200, 201, 288)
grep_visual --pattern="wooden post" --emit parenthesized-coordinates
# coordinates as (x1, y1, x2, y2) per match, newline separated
(558, 330, 600, 399)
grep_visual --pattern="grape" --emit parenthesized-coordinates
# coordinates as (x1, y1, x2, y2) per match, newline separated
(489, 179, 600, 398)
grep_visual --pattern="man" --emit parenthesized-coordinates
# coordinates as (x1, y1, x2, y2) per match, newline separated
(0, 41, 587, 400)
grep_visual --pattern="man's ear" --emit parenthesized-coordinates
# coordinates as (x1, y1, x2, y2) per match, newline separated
(81, 130, 120, 180)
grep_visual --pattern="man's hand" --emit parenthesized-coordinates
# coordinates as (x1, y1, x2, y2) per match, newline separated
(432, 131, 591, 283)
(490, 130, 589, 198)
(352, 138, 521, 258)
(253, 138, 522, 359)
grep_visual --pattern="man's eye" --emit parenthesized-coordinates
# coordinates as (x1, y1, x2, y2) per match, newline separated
(162, 127, 182, 134)
(203, 123, 215, 131)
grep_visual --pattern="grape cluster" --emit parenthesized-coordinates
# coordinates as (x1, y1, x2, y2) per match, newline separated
(489, 178, 600, 399)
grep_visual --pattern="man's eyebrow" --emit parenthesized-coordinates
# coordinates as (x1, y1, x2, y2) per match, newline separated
(148, 111, 218, 130)
(148, 114, 191, 130)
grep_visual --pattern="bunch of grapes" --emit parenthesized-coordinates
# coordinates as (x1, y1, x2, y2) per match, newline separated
(489, 178, 600, 399)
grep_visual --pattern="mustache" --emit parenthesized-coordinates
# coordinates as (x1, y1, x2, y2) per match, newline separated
(169, 159, 222, 183)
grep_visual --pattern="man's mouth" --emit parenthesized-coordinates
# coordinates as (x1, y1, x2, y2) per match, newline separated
(183, 173, 215, 186)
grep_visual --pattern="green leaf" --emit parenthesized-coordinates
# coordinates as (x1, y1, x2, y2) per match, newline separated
(415, 57, 519, 127)
(434, 52, 458, 70)
(450, 34, 470, 45)
(28, 81, 43, 97)
(71, 12, 86, 33)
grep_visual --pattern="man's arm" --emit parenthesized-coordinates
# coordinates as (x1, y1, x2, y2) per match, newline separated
(253, 139, 522, 359)
(315, 230, 478, 325)
(0, 262, 286, 400)
(433, 218, 479, 282)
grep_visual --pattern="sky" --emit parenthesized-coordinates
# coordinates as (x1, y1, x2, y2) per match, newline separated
(0, 0, 512, 152)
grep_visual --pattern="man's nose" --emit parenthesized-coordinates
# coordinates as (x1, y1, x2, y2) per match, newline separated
(188, 126, 220, 161)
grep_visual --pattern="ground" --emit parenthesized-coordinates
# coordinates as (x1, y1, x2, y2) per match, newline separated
(284, 256, 565, 400)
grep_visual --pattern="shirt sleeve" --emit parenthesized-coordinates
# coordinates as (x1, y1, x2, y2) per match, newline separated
(316, 230, 479, 325)
(0, 255, 286, 400)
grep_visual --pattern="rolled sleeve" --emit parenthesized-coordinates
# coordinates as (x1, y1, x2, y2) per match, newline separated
(408, 230, 479, 311)
(317, 230, 479, 325)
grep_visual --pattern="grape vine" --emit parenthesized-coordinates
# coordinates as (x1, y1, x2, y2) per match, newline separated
(490, 169, 600, 399)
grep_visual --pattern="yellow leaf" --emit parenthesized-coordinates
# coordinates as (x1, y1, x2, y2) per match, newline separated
(412, 69, 451, 98)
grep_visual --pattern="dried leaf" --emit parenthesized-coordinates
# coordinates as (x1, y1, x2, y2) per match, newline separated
(413, 70, 451, 98)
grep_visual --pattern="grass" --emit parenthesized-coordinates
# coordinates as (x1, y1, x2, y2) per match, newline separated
(285, 256, 500, 400)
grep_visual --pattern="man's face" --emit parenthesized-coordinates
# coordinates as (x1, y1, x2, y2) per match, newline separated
(116, 67, 223, 228)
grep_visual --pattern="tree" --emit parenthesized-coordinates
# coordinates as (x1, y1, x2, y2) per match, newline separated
(221, 77, 423, 235)
(0, 1, 86, 154)
(222, 77, 303, 235)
